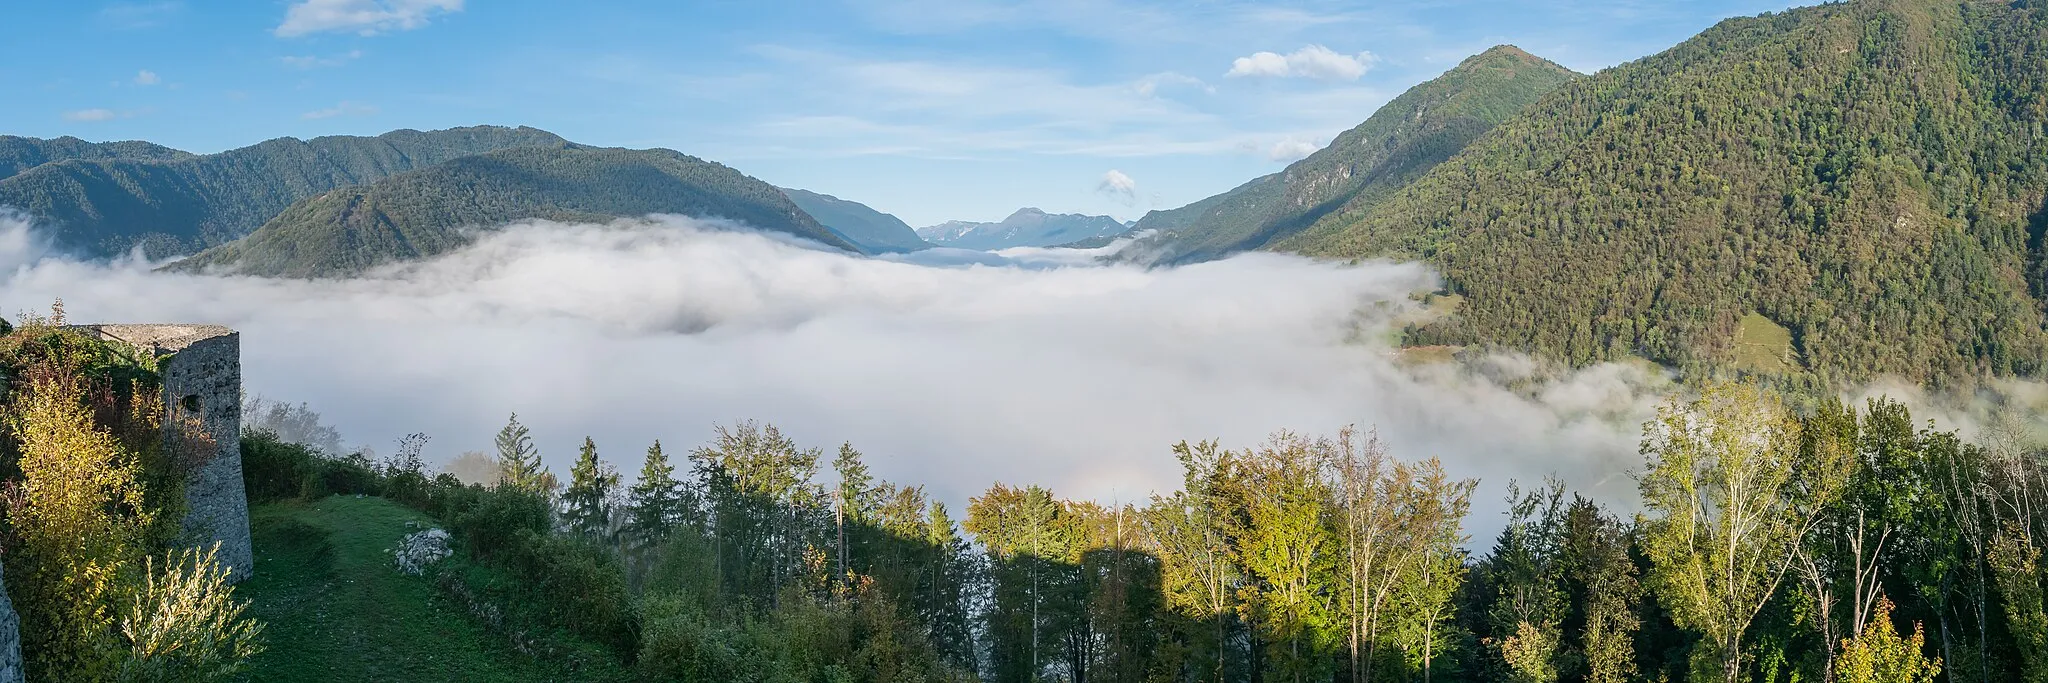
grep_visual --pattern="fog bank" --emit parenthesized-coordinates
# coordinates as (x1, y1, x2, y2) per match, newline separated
(3, 214, 1678, 536)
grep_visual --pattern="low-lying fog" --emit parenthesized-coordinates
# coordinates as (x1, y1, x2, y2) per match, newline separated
(4, 212, 2037, 538)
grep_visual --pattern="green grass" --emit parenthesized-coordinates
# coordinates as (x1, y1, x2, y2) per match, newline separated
(239, 496, 602, 682)
(1731, 312, 1800, 375)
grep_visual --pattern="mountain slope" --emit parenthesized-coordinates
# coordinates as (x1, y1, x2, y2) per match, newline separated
(0, 136, 194, 180)
(917, 208, 1126, 250)
(780, 187, 930, 253)
(1129, 46, 1580, 263)
(1283, 0, 2048, 386)
(176, 145, 855, 277)
(0, 126, 567, 256)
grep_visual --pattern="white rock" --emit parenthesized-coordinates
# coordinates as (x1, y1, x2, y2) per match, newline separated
(393, 528, 452, 575)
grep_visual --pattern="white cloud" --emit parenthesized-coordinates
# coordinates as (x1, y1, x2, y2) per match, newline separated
(282, 50, 365, 69)
(62, 108, 138, 122)
(1266, 137, 1321, 162)
(133, 70, 160, 86)
(1132, 71, 1212, 97)
(1096, 169, 1138, 204)
(275, 0, 463, 37)
(1227, 44, 1380, 81)
(301, 101, 380, 120)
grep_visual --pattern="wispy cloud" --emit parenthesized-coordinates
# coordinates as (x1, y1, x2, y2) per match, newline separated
(1227, 44, 1381, 81)
(301, 101, 379, 119)
(132, 70, 160, 86)
(1096, 169, 1138, 204)
(1132, 71, 1212, 97)
(282, 50, 365, 69)
(62, 108, 142, 122)
(275, 0, 463, 38)
(1264, 138, 1321, 162)
(97, 1, 183, 30)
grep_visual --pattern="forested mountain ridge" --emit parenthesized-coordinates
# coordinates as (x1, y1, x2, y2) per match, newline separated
(0, 135, 194, 180)
(0, 125, 567, 257)
(1124, 45, 1581, 263)
(1281, 0, 2048, 387)
(174, 145, 856, 277)
(918, 208, 1127, 250)
(780, 187, 932, 253)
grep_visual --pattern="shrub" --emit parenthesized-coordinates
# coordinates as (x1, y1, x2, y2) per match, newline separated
(496, 531, 639, 658)
(448, 486, 552, 560)
(115, 544, 265, 683)
(316, 453, 380, 497)
(240, 431, 323, 503)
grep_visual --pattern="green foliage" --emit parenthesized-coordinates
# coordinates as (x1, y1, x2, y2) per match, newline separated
(115, 544, 266, 683)
(1288, 0, 2048, 386)
(1137, 46, 1580, 263)
(238, 496, 626, 681)
(624, 440, 690, 553)
(562, 437, 621, 541)
(240, 430, 326, 503)
(177, 144, 856, 277)
(0, 126, 566, 257)
(1834, 598, 1940, 683)
(1990, 524, 2048, 682)
(493, 413, 551, 496)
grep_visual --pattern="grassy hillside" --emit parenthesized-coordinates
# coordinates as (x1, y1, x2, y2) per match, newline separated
(176, 145, 855, 277)
(241, 495, 628, 682)
(1284, 0, 2048, 387)
(781, 187, 930, 253)
(1132, 46, 1580, 263)
(0, 126, 566, 257)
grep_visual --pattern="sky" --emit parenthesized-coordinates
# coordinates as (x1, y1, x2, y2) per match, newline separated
(4, 0, 1805, 227)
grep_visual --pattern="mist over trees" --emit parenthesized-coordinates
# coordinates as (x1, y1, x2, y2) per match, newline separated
(217, 375, 2048, 683)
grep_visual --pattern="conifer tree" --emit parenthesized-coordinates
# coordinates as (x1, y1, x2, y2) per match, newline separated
(494, 412, 551, 494)
(562, 437, 620, 540)
(624, 440, 687, 549)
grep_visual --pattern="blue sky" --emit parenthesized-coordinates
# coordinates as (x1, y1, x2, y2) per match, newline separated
(4, 0, 1804, 227)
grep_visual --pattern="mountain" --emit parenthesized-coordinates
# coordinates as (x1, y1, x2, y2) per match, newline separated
(0, 126, 567, 257)
(0, 136, 194, 180)
(779, 187, 930, 253)
(916, 208, 1127, 250)
(175, 145, 855, 278)
(1280, 0, 2048, 386)
(1124, 46, 1580, 263)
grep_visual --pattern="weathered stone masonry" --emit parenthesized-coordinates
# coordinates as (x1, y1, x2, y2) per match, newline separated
(79, 324, 254, 582)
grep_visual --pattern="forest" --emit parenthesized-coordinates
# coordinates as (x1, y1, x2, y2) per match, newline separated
(4, 313, 2046, 682)
(1283, 0, 2048, 388)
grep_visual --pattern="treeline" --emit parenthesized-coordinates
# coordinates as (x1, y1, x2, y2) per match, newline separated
(235, 379, 2048, 682)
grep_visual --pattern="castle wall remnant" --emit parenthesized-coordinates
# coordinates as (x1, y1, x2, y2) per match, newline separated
(0, 558, 20, 683)
(78, 324, 253, 582)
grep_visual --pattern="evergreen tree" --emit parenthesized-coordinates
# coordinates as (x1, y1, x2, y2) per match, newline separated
(562, 437, 620, 541)
(495, 412, 551, 494)
(624, 440, 688, 549)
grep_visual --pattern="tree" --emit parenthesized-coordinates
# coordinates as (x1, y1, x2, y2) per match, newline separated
(1638, 383, 1849, 683)
(4, 368, 155, 679)
(1144, 439, 1244, 683)
(1235, 432, 1337, 683)
(562, 437, 620, 540)
(1834, 598, 1940, 683)
(1988, 524, 2048, 683)
(495, 413, 551, 495)
(624, 440, 689, 550)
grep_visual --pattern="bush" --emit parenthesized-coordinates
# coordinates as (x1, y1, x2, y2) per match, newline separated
(240, 431, 323, 503)
(496, 531, 639, 658)
(447, 486, 552, 560)
(115, 545, 265, 683)
(316, 453, 380, 497)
